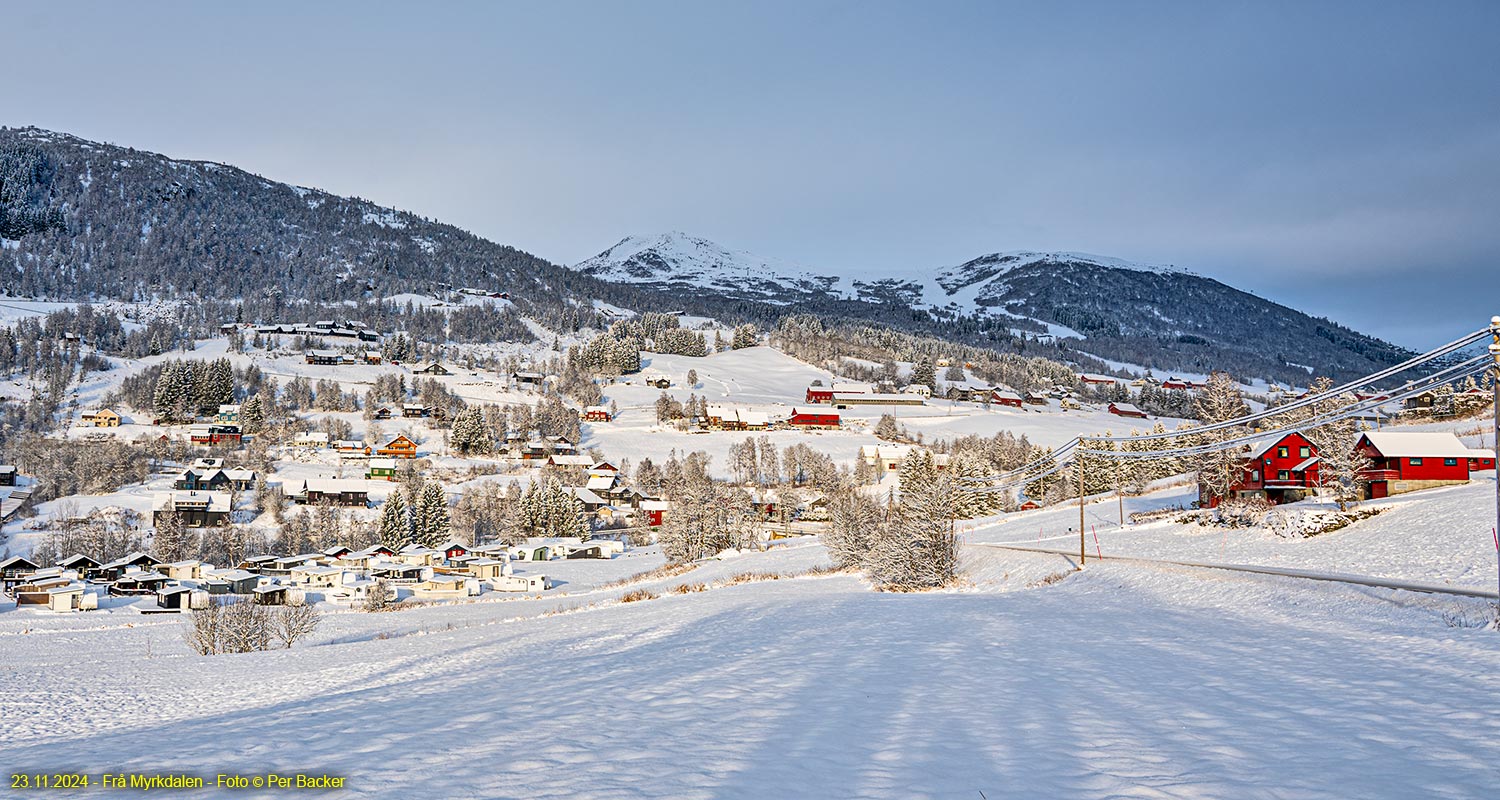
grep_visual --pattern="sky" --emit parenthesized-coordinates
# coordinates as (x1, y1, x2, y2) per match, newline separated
(3, 0, 1498, 349)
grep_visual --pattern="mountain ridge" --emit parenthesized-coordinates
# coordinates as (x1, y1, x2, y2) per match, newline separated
(571, 232, 1415, 384)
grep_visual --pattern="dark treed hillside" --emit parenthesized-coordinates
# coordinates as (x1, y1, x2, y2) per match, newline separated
(946, 256, 1416, 383)
(1, 127, 1414, 385)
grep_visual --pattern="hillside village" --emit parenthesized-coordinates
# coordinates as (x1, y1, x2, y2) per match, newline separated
(0, 296, 1495, 622)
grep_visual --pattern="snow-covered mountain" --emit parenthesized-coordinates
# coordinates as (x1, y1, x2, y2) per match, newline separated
(572, 233, 1413, 384)
(572, 232, 846, 305)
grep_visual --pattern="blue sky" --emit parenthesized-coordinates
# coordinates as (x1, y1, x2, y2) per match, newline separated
(4, 1, 1498, 348)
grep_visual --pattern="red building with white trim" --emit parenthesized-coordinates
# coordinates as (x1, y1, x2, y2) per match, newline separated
(787, 409, 841, 429)
(1354, 431, 1473, 499)
(1201, 432, 1321, 508)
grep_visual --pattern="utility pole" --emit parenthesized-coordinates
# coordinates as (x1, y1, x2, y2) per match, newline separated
(1490, 316, 1500, 606)
(1116, 455, 1124, 527)
(1077, 439, 1087, 566)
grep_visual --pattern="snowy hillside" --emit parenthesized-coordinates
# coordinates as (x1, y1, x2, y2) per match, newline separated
(571, 233, 1413, 385)
(573, 232, 846, 305)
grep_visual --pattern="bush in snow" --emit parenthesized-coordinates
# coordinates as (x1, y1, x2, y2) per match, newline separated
(362, 579, 395, 612)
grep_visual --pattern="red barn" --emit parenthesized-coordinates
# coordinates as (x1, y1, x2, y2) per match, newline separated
(805, 382, 871, 404)
(805, 386, 835, 404)
(1108, 402, 1149, 419)
(1355, 431, 1473, 499)
(1201, 432, 1320, 508)
(788, 408, 841, 429)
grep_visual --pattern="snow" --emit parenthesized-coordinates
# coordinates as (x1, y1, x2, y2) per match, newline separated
(361, 208, 407, 229)
(582, 346, 1181, 477)
(573, 232, 839, 305)
(967, 475, 1500, 590)
(2, 539, 1497, 798)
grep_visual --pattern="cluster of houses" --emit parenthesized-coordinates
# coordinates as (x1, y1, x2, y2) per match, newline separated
(305, 349, 384, 366)
(293, 432, 422, 460)
(1202, 430, 1496, 507)
(805, 382, 927, 409)
(1079, 373, 1209, 392)
(543, 459, 672, 526)
(244, 319, 382, 343)
(1, 536, 628, 614)
(78, 404, 252, 446)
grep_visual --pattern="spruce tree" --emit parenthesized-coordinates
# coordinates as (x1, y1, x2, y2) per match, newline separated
(378, 489, 410, 548)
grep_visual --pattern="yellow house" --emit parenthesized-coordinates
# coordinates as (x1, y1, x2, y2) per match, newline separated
(85, 408, 122, 427)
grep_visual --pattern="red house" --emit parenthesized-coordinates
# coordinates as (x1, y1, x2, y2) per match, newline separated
(1355, 431, 1473, 499)
(991, 390, 1023, 408)
(583, 406, 611, 422)
(1108, 402, 1149, 419)
(1201, 432, 1321, 508)
(787, 409, 841, 429)
(805, 382, 872, 404)
(1469, 451, 1497, 472)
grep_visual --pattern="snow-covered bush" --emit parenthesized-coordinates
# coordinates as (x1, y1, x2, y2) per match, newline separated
(1214, 496, 1272, 528)
(362, 579, 394, 612)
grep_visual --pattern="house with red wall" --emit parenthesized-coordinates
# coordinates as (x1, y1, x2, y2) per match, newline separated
(1468, 450, 1497, 471)
(805, 381, 872, 404)
(787, 409, 841, 429)
(991, 390, 1023, 408)
(1201, 432, 1321, 508)
(1108, 402, 1149, 419)
(1354, 431, 1473, 499)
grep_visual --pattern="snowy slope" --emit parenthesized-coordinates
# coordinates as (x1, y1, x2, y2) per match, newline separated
(573, 232, 845, 305)
(3, 542, 1498, 799)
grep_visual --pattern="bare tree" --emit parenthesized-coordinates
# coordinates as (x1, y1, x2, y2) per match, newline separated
(272, 603, 322, 648)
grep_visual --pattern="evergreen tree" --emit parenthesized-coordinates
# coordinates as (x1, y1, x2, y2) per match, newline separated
(912, 361, 938, 391)
(412, 481, 451, 546)
(240, 395, 266, 434)
(378, 489, 411, 548)
(449, 406, 489, 455)
(731, 324, 759, 349)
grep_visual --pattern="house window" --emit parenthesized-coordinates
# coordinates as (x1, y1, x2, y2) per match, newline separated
(1299, 447, 1311, 458)
(1410, 458, 1423, 466)
(1251, 470, 1261, 483)
(1277, 447, 1288, 458)
(1278, 470, 1289, 481)
(1443, 458, 1458, 466)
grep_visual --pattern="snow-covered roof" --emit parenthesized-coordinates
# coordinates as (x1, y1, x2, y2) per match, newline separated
(154, 491, 232, 513)
(295, 478, 369, 495)
(549, 454, 594, 467)
(1290, 457, 1320, 472)
(585, 475, 615, 492)
(564, 487, 607, 505)
(1359, 431, 1472, 459)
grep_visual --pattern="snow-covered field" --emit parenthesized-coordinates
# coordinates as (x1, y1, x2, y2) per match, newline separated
(3, 540, 1498, 799)
(966, 471, 1500, 590)
(585, 346, 1185, 474)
